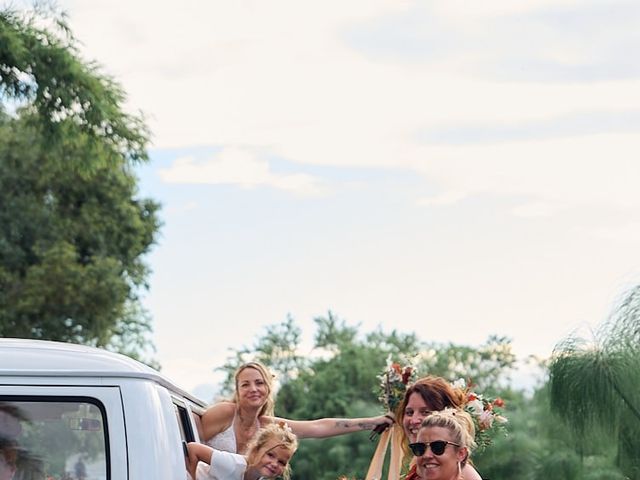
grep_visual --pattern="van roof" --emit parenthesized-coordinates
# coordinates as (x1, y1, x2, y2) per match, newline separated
(0, 338, 207, 407)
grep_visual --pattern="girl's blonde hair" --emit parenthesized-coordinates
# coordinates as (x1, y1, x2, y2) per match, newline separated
(246, 422, 298, 480)
(420, 408, 476, 466)
(232, 361, 275, 417)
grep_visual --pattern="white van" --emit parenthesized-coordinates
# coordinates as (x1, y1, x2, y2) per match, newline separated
(0, 338, 207, 480)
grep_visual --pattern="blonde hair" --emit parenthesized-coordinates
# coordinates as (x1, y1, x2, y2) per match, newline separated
(232, 361, 275, 417)
(420, 408, 476, 466)
(246, 422, 298, 480)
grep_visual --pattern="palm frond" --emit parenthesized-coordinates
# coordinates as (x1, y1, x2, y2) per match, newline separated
(549, 335, 623, 437)
(549, 285, 640, 479)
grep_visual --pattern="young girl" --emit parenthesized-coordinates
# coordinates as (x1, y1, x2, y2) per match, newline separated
(188, 422, 298, 480)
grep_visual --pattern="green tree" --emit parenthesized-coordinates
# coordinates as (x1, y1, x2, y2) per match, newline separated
(416, 334, 517, 392)
(0, 6, 160, 362)
(217, 315, 307, 396)
(549, 285, 640, 478)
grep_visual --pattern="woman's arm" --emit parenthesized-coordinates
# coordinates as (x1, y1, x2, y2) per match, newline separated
(200, 402, 236, 442)
(266, 413, 394, 439)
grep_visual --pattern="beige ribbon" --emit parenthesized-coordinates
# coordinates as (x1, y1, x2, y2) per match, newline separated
(365, 425, 404, 480)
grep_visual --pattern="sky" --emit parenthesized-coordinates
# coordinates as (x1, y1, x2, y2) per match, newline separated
(43, 0, 640, 400)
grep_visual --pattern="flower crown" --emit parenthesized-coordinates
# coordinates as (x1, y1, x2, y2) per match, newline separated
(451, 378, 508, 451)
(277, 421, 293, 434)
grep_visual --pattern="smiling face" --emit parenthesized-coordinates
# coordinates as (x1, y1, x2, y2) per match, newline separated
(256, 445, 293, 479)
(414, 426, 466, 480)
(236, 366, 269, 410)
(403, 392, 434, 443)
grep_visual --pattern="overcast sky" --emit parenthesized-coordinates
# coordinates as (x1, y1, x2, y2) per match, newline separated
(48, 0, 640, 399)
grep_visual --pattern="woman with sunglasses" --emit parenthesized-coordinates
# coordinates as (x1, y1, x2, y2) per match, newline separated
(410, 409, 476, 480)
(199, 361, 394, 454)
(395, 376, 482, 480)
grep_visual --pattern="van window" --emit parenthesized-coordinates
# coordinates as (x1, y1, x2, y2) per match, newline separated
(0, 399, 107, 480)
(172, 402, 195, 443)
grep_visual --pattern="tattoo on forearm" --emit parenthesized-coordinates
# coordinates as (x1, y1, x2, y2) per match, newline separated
(357, 422, 375, 430)
(334, 420, 376, 430)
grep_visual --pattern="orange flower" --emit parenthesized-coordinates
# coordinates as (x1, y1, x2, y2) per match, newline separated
(402, 367, 413, 384)
(493, 397, 505, 408)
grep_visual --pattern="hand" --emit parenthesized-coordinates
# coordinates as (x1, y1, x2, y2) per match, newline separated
(369, 412, 395, 441)
(186, 443, 199, 480)
(243, 465, 262, 480)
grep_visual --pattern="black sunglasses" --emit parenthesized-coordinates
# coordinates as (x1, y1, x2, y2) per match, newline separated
(409, 440, 460, 456)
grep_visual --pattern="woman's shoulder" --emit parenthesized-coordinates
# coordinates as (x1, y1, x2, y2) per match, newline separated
(204, 401, 236, 416)
(463, 464, 483, 480)
(201, 402, 237, 438)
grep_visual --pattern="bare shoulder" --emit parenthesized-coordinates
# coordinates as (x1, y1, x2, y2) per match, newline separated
(463, 464, 483, 480)
(201, 402, 236, 439)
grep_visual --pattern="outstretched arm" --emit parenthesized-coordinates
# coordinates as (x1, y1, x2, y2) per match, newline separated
(267, 413, 394, 439)
(186, 442, 213, 480)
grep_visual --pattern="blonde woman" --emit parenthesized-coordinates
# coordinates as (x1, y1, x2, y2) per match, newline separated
(201, 361, 394, 454)
(411, 409, 476, 480)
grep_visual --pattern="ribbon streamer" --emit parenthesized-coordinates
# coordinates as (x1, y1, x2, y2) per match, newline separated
(365, 425, 403, 480)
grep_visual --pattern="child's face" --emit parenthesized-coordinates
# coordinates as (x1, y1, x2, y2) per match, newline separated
(256, 446, 292, 478)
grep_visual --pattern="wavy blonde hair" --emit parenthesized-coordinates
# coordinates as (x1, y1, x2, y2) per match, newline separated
(246, 422, 298, 480)
(419, 408, 476, 467)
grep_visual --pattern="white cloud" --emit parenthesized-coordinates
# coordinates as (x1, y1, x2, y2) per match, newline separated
(60, 0, 640, 212)
(158, 148, 327, 196)
(412, 133, 640, 211)
(511, 201, 558, 218)
(592, 223, 640, 243)
(416, 191, 468, 207)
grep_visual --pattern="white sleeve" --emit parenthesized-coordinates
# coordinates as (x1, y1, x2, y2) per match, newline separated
(196, 449, 247, 480)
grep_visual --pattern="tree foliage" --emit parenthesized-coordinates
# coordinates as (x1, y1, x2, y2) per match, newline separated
(549, 285, 640, 478)
(0, 5, 148, 162)
(0, 6, 160, 363)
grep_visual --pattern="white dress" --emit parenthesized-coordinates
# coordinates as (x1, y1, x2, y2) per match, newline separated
(206, 421, 237, 453)
(195, 450, 247, 480)
(205, 411, 260, 454)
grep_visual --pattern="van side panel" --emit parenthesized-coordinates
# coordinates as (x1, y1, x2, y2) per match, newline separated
(119, 380, 187, 480)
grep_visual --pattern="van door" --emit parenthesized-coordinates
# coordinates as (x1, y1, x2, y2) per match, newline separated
(0, 386, 127, 480)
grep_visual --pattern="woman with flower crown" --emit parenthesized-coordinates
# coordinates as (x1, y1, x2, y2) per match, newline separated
(393, 377, 483, 480)
(199, 361, 394, 455)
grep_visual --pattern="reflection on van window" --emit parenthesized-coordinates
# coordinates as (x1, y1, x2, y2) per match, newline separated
(0, 401, 107, 480)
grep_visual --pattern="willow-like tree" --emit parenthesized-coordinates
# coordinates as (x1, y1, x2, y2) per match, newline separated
(549, 286, 640, 478)
(0, 6, 161, 363)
